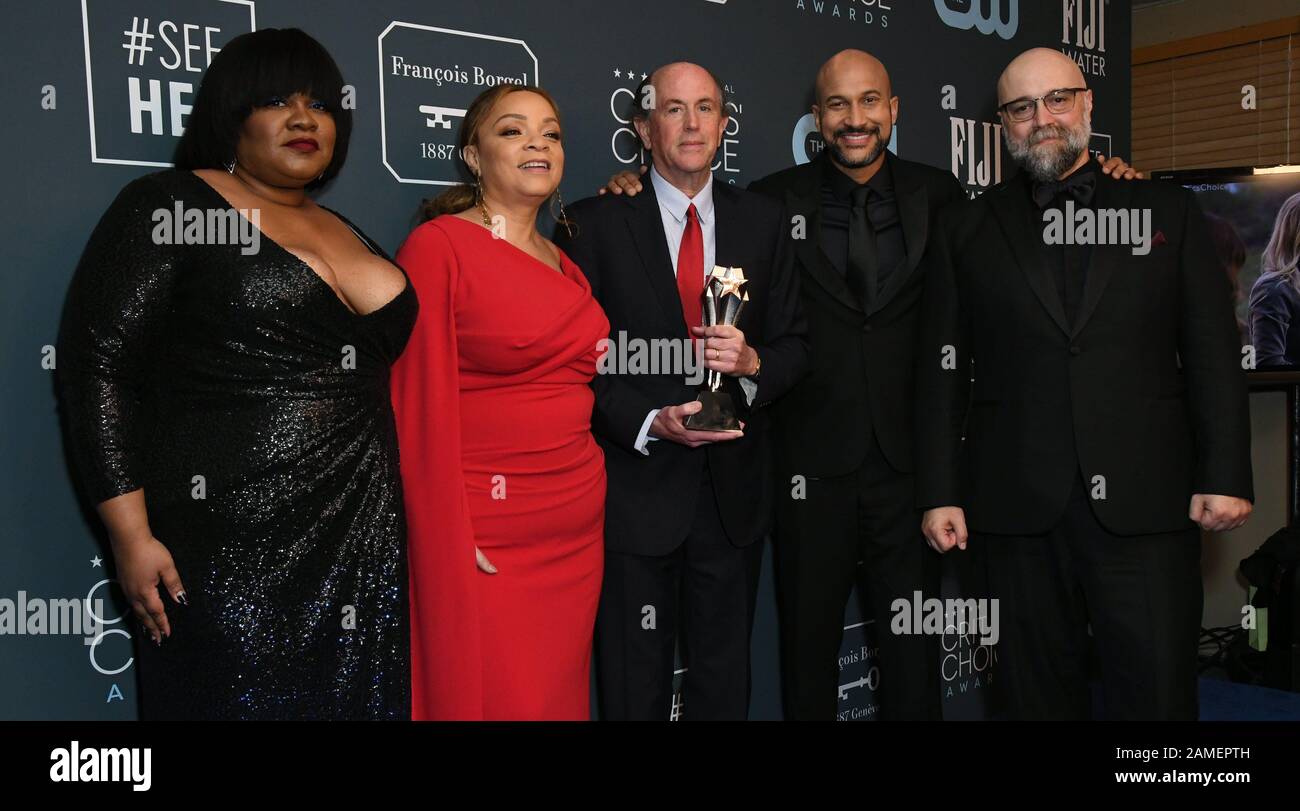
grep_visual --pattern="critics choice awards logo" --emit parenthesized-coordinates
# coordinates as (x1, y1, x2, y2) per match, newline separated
(81, 0, 256, 166)
(791, 0, 895, 29)
(379, 22, 538, 185)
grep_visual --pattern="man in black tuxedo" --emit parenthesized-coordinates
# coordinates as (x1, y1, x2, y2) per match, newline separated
(747, 50, 962, 721)
(555, 61, 808, 720)
(916, 48, 1254, 720)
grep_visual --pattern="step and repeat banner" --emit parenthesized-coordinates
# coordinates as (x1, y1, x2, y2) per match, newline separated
(0, 0, 1128, 720)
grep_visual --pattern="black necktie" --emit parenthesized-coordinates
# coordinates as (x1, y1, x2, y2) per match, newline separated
(847, 184, 876, 309)
(1032, 171, 1097, 209)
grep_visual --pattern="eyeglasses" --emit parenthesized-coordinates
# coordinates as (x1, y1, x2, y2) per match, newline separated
(998, 88, 1088, 122)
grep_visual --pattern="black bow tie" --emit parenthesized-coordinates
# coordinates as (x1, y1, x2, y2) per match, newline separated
(1032, 171, 1096, 209)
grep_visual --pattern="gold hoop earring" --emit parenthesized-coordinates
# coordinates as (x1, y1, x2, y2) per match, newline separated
(551, 188, 574, 239)
(475, 173, 492, 227)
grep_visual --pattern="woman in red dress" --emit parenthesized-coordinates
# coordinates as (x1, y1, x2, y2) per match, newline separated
(390, 85, 609, 720)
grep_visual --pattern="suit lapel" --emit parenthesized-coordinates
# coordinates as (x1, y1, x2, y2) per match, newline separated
(870, 154, 929, 315)
(622, 180, 687, 332)
(1071, 172, 1131, 338)
(989, 177, 1072, 336)
(713, 178, 738, 275)
(787, 156, 864, 313)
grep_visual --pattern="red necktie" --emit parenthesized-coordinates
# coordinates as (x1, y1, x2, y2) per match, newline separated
(677, 203, 703, 336)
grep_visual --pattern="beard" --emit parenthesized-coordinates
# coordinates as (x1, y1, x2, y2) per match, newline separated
(827, 124, 887, 169)
(1004, 119, 1091, 182)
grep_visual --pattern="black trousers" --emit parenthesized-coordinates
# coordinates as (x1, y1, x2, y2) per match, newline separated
(983, 473, 1203, 720)
(595, 461, 764, 721)
(773, 436, 942, 720)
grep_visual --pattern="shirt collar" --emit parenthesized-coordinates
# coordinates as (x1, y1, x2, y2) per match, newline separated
(650, 164, 715, 226)
(822, 151, 895, 202)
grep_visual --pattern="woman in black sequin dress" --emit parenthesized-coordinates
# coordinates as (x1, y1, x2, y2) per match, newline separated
(57, 29, 415, 720)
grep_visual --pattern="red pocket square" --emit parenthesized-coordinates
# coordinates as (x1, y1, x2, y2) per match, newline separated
(1152, 230, 1167, 247)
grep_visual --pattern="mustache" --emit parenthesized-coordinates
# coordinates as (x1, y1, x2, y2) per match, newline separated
(1027, 124, 1070, 146)
(834, 125, 880, 139)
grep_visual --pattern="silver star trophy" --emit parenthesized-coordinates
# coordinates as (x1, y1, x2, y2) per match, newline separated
(684, 265, 749, 432)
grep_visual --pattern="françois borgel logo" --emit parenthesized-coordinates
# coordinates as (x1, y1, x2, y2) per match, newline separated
(934, 0, 1019, 40)
(81, 0, 256, 167)
(379, 22, 538, 185)
(836, 621, 881, 721)
(1062, 0, 1108, 77)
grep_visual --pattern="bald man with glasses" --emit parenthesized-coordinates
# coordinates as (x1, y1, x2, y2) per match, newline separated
(916, 48, 1253, 720)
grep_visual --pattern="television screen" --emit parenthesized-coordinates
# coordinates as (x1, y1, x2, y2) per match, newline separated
(1153, 166, 1300, 372)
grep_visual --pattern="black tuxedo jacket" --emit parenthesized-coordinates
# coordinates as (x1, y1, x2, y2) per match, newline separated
(915, 169, 1253, 536)
(749, 151, 964, 477)
(555, 178, 809, 555)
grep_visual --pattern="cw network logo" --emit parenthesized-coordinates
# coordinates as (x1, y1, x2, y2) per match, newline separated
(934, 0, 1019, 40)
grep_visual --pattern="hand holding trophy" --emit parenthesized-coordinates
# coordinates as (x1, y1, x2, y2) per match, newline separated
(684, 265, 749, 432)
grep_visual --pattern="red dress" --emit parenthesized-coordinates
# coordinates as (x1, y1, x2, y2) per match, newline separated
(391, 215, 609, 720)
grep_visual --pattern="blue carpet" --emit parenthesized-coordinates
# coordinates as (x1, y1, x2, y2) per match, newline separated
(1197, 677, 1300, 720)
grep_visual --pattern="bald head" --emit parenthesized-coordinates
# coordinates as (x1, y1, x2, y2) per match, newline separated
(997, 48, 1093, 182)
(634, 61, 729, 188)
(815, 49, 892, 105)
(644, 61, 725, 111)
(998, 48, 1087, 106)
(810, 49, 897, 176)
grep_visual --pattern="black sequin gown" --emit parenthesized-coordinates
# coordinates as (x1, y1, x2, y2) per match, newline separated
(58, 170, 416, 720)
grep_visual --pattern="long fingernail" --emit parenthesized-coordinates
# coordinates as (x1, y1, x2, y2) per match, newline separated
(175, 591, 188, 606)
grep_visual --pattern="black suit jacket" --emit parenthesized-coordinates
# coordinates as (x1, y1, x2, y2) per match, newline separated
(555, 178, 809, 555)
(749, 151, 964, 476)
(915, 169, 1254, 536)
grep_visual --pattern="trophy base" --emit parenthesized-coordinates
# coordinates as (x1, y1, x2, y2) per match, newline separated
(683, 391, 743, 432)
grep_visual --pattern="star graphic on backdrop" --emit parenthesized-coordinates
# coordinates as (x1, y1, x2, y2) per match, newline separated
(626, 67, 634, 77)
(641, 72, 648, 80)
(91, 556, 102, 568)
(613, 68, 621, 78)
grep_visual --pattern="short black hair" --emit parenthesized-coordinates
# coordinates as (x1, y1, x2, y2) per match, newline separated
(174, 28, 351, 190)
(629, 63, 730, 122)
